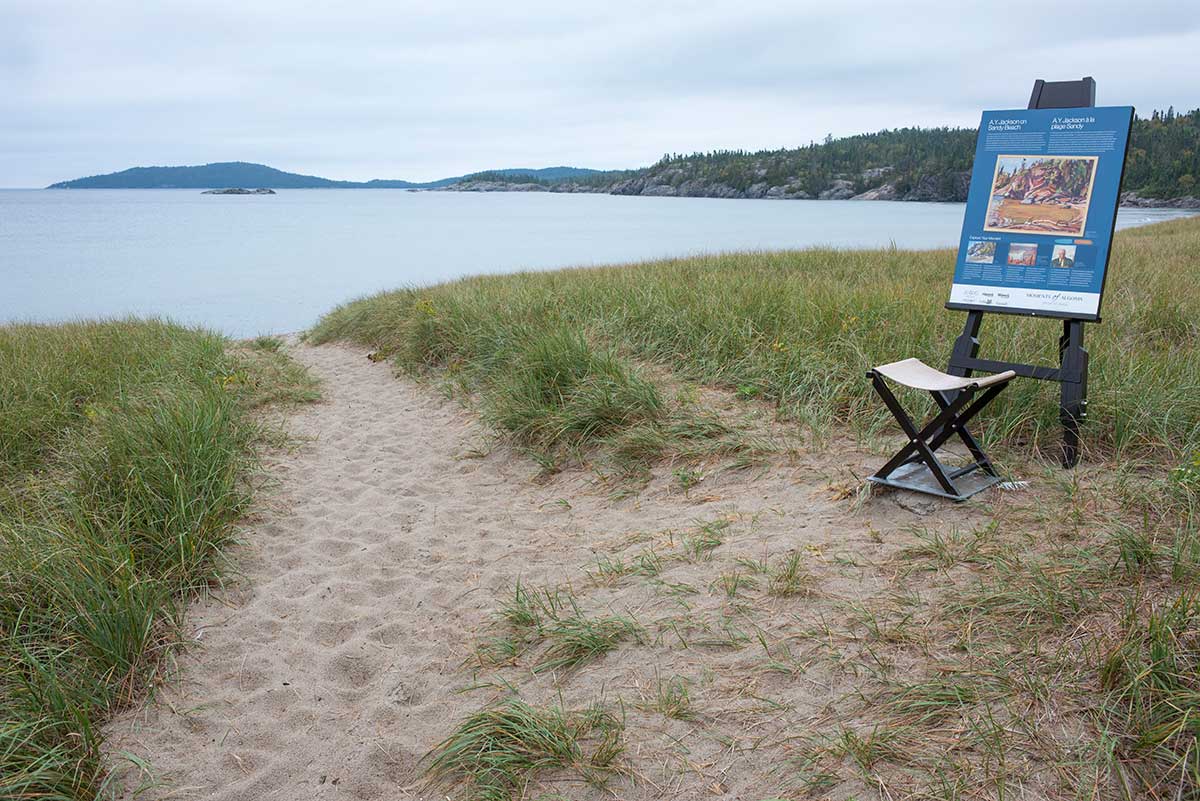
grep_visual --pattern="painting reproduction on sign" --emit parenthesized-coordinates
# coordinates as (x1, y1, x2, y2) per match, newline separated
(984, 155, 1098, 237)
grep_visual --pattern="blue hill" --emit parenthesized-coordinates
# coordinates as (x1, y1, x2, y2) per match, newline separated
(46, 161, 603, 189)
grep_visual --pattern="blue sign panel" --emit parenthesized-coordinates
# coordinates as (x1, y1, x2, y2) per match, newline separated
(947, 106, 1134, 320)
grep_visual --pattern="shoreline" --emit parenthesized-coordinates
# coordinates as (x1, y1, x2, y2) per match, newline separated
(439, 182, 1200, 209)
(24, 184, 1200, 210)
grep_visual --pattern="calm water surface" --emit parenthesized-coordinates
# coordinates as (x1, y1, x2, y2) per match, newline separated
(1, 189, 1193, 337)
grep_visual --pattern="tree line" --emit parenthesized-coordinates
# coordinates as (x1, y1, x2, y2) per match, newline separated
(479, 109, 1200, 200)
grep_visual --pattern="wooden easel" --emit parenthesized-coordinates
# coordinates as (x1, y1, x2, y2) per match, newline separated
(945, 77, 1098, 468)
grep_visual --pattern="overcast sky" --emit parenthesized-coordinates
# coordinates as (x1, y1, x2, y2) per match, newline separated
(3, 0, 1198, 187)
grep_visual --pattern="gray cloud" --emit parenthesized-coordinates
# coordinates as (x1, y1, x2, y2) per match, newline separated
(2, 0, 1197, 187)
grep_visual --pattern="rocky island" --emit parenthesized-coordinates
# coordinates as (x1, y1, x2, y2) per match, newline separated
(201, 187, 277, 195)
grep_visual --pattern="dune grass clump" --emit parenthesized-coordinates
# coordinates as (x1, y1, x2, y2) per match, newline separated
(497, 579, 546, 632)
(682, 517, 730, 560)
(0, 320, 316, 799)
(642, 675, 694, 721)
(768, 551, 816, 598)
(536, 611, 641, 674)
(483, 328, 662, 453)
(315, 299, 664, 466)
(476, 582, 641, 674)
(424, 699, 624, 800)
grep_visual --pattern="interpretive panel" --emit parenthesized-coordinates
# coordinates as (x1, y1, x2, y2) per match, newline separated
(947, 106, 1133, 319)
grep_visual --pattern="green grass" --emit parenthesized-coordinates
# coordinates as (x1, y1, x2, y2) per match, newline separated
(424, 699, 624, 801)
(1101, 593, 1200, 794)
(767, 551, 814, 598)
(310, 217, 1200, 463)
(477, 582, 640, 674)
(249, 334, 284, 353)
(682, 517, 730, 560)
(536, 611, 641, 674)
(483, 328, 663, 453)
(497, 579, 546, 632)
(0, 319, 316, 799)
(640, 675, 694, 721)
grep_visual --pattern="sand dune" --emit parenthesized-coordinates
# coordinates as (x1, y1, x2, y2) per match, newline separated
(107, 341, 992, 800)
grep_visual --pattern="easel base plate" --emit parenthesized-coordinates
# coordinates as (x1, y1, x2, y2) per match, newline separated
(867, 461, 1001, 502)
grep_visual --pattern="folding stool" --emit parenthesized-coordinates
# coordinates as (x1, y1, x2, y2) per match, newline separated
(867, 358, 1016, 501)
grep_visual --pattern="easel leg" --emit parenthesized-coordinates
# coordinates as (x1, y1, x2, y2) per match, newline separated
(1058, 320, 1088, 468)
(943, 310, 1091, 470)
(938, 310, 985, 444)
(946, 310, 984, 380)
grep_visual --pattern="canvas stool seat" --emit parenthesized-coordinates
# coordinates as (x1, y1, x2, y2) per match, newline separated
(867, 358, 1015, 501)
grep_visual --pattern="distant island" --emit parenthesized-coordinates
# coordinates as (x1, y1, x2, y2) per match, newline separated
(48, 163, 603, 190)
(48, 108, 1199, 207)
(202, 187, 276, 195)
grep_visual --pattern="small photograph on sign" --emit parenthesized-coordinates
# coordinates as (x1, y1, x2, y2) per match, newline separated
(985, 155, 1098, 237)
(1007, 243, 1038, 266)
(965, 240, 997, 264)
(1050, 244, 1077, 268)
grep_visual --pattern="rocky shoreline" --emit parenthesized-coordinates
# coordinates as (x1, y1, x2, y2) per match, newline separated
(1119, 191, 1200, 209)
(440, 178, 1196, 208)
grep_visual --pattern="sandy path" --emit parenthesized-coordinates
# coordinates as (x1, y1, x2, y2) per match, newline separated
(109, 342, 986, 800)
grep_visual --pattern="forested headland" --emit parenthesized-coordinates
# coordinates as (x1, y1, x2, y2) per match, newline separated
(455, 108, 1200, 206)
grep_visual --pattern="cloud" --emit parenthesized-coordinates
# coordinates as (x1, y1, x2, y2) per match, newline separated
(1, 0, 1197, 186)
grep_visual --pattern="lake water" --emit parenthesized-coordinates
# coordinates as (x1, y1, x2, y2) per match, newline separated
(1, 189, 1194, 338)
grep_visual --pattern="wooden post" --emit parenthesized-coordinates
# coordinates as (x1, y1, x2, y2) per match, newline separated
(1058, 319, 1088, 467)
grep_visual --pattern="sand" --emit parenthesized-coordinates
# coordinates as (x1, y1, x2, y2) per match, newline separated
(107, 341, 996, 800)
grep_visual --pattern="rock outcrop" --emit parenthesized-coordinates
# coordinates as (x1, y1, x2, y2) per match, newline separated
(851, 184, 899, 201)
(818, 179, 856, 200)
(441, 181, 547, 192)
(1120, 191, 1200, 209)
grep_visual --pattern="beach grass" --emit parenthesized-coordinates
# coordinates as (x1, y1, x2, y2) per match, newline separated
(0, 320, 316, 800)
(310, 217, 1200, 465)
(423, 699, 624, 800)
